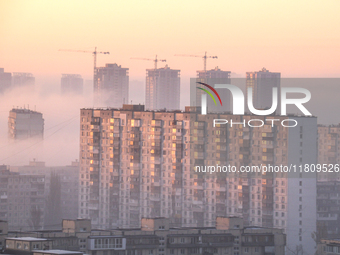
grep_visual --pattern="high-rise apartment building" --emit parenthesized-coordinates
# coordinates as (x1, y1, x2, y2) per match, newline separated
(95, 64, 129, 108)
(246, 68, 281, 113)
(0, 68, 12, 93)
(8, 108, 44, 140)
(145, 65, 180, 111)
(61, 74, 83, 95)
(79, 105, 317, 254)
(12, 73, 35, 88)
(190, 67, 231, 113)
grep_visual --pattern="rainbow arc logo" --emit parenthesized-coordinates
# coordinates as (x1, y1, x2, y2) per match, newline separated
(196, 82, 223, 106)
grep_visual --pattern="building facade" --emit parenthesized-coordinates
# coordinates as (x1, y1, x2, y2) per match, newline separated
(61, 74, 84, 95)
(316, 124, 340, 240)
(79, 105, 317, 254)
(8, 108, 44, 140)
(145, 65, 180, 111)
(11, 160, 79, 225)
(95, 64, 129, 108)
(0, 166, 45, 231)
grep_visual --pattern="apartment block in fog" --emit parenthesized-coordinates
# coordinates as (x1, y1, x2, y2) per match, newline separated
(246, 68, 281, 113)
(79, 105, 317, 254)
(190, 67, 231, 113)
(95, 63, 129, 108)
(0, 68, 12, 93)
(12, 73, 35, 88)
(11, 160, 79, 224)
(8, 108, 44, 140)
(0, 165, 45, 231)
(145, 65, 180, 111)
(61, 74, 83, 95)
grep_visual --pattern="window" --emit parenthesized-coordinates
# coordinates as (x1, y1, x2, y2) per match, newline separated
(244, 247, 249, 253)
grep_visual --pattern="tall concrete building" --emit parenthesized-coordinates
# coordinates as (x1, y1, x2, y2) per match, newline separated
(145, 65, 180, 111)
(12, 73, 35, 88)
(95, 63, 129, 108)
(246, 68, 281, 113)
(8, 108, 44, 140)
(0, 68, 12, 93)
(190, 67, 231, 113)
(61, 74, 83, 95)
(79, 105, 317, 254)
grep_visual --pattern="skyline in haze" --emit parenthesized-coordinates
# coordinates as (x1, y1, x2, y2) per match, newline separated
(1, 0, 340, 167)
(1, 0, 340, 79)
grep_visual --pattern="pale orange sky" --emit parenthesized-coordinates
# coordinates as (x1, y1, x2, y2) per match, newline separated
(1, 0, 340, 79)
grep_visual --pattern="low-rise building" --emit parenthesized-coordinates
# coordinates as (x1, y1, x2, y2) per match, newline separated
(317, 238, 340, 255)
(5, 237, 53, 253)
(86, 217, 285, 255)
(2, 218, 285, 255)
(33, 250, 83, 255)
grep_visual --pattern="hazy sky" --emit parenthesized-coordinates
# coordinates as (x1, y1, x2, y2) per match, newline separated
(1, 0, 340, 166)
(1, 0, 340, 79)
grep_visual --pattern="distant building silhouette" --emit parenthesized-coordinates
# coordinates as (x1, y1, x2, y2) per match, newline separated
(12, 72, 35, 89)
(8, 108, 44, 140)
(246, 68, 281, 113)
(61, 74, 83, 95)
(0, 68, 12, 93)
(95, 63, 129, 108)
(145, 65, 180, 110)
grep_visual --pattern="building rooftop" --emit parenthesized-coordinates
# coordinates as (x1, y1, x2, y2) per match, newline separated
(10, 108, 42, 115)
(33, 250, 83, 255)
(6, 237, 49, 241)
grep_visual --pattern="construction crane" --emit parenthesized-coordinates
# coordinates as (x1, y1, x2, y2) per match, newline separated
(58, 47, 110, 90)
(130, 55, 166, 70)
(174, 51, 217, 72)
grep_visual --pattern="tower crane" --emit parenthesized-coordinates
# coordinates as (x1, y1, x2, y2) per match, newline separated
(130, 55, 166, 70)
(58, 47, 110, 90)
(174, 51, 217, 72)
